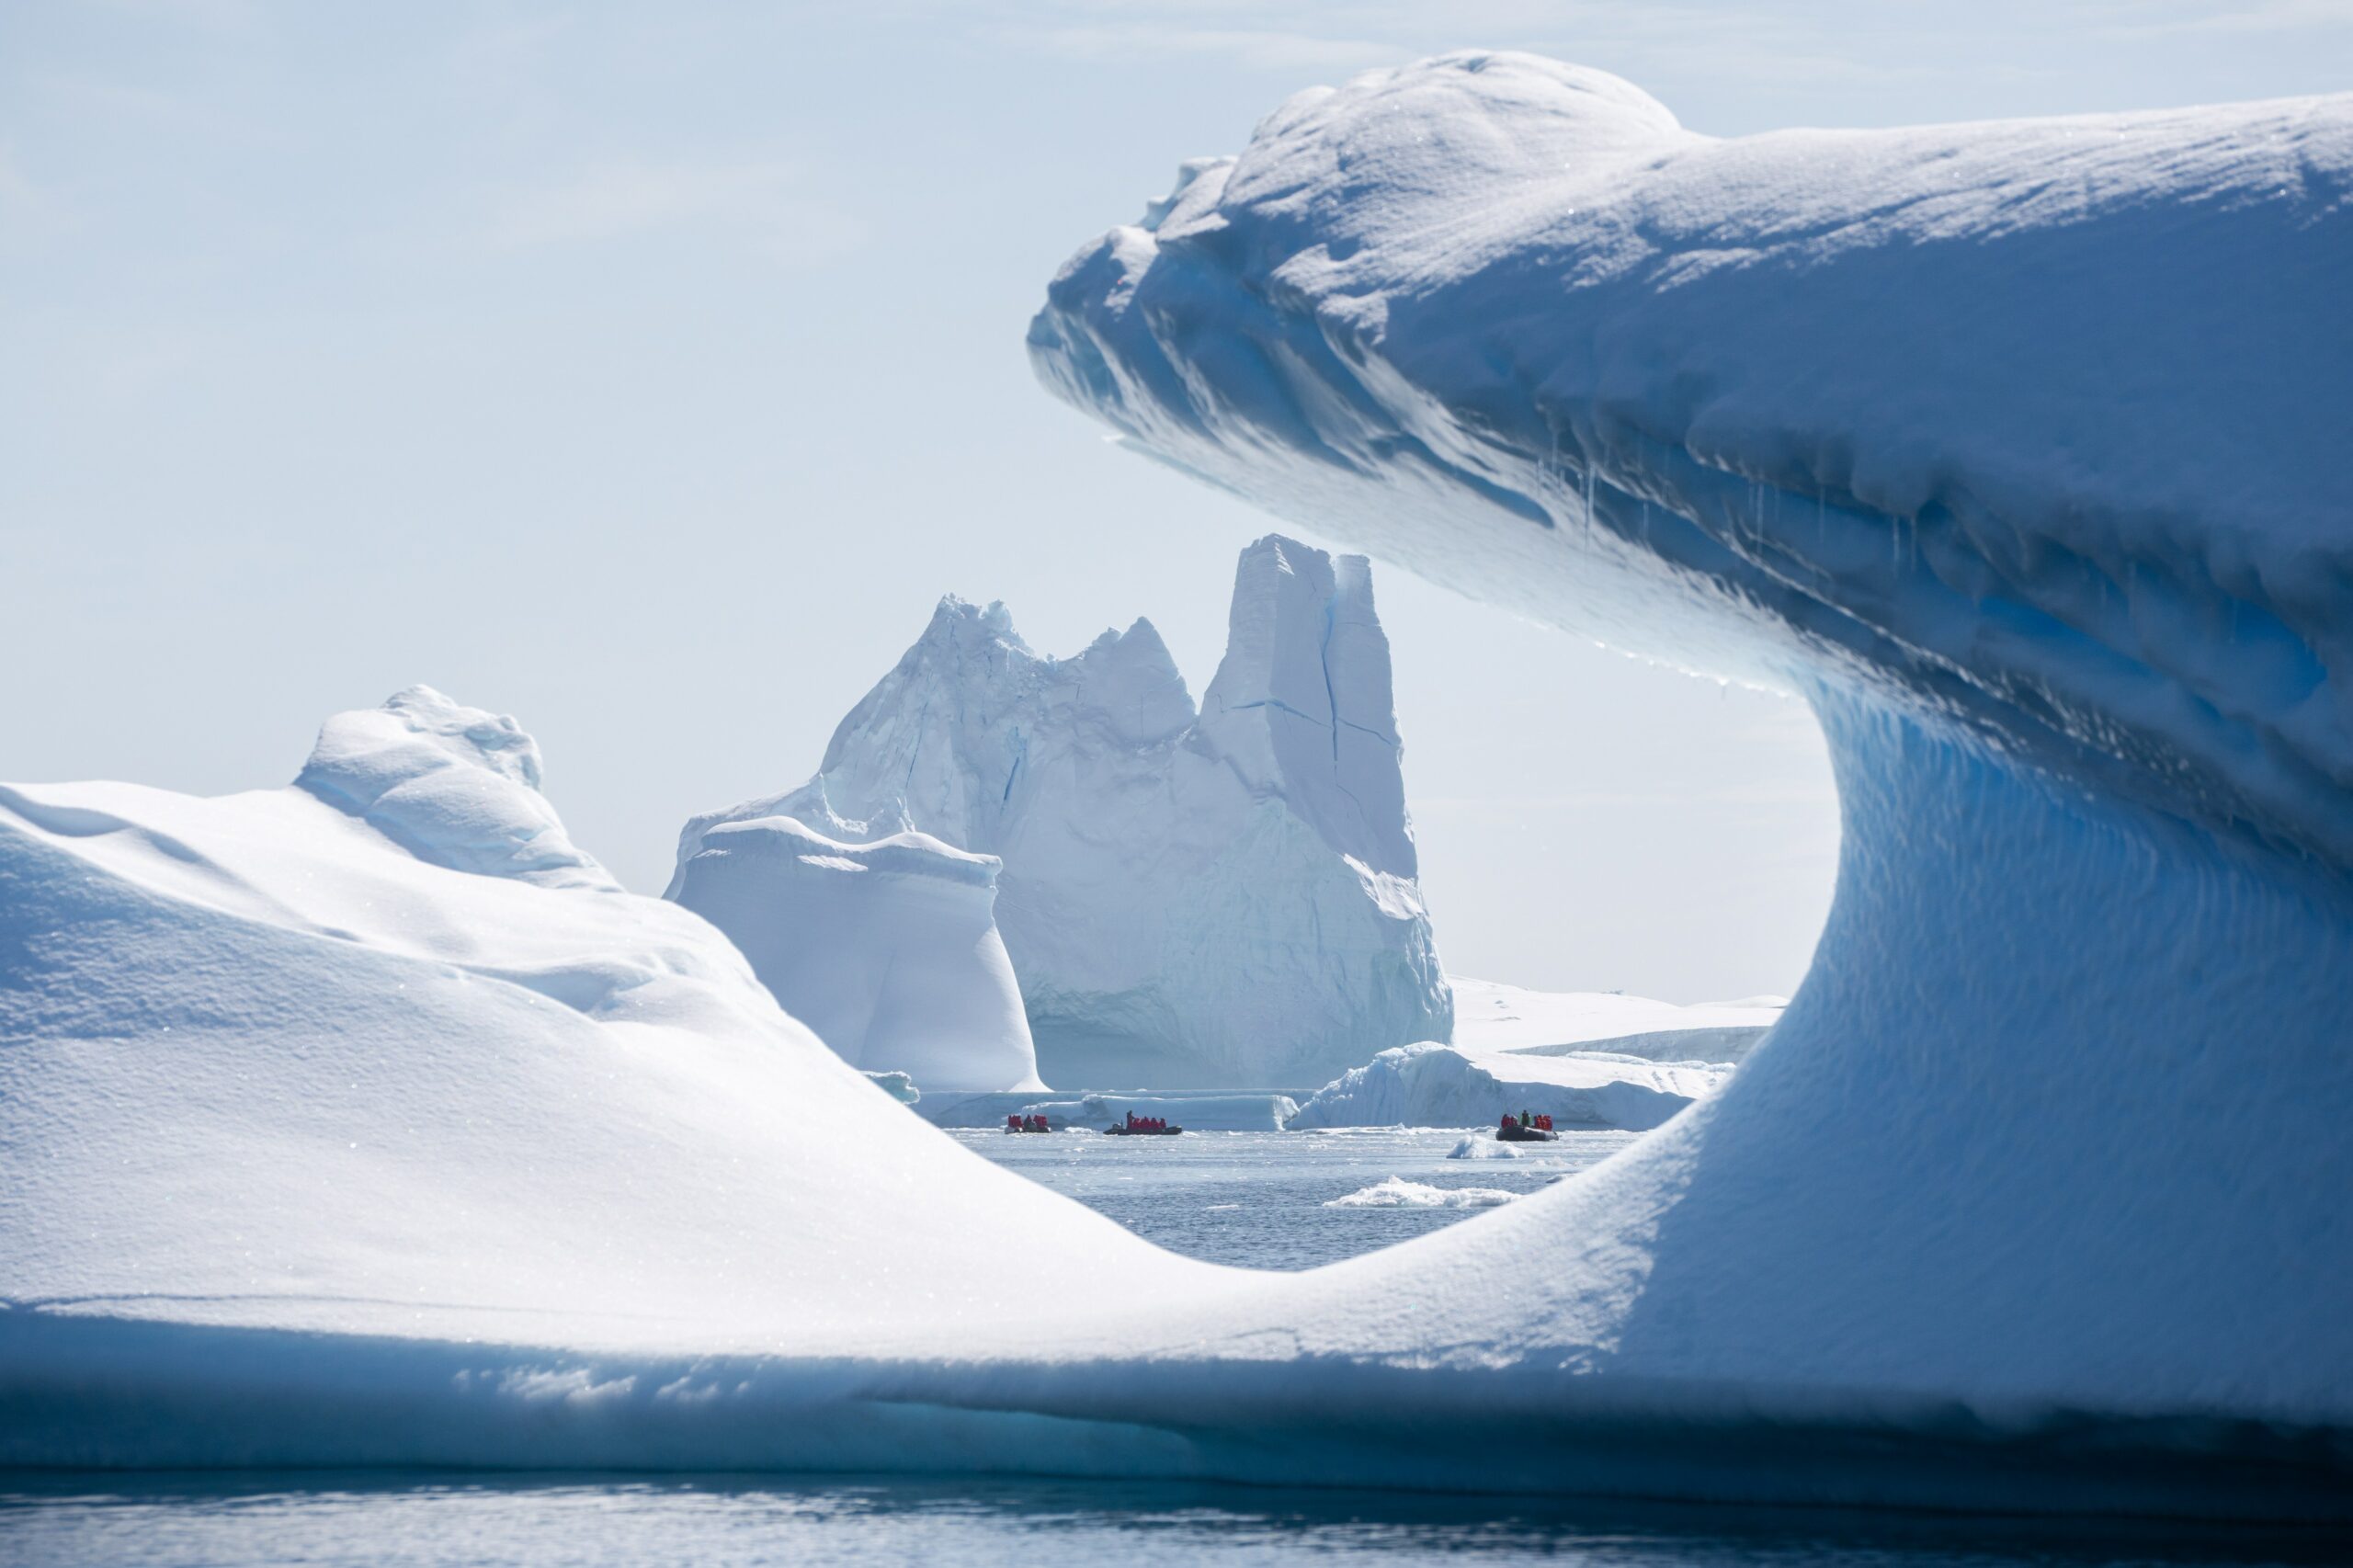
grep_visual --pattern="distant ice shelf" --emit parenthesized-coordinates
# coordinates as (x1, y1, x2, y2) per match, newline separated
(1289, 1042, 1732, 1132)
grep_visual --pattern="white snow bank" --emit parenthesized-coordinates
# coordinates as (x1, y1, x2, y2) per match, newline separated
(1027, 49, 2353, 1505)
(1446, 1134, 1520, 1161)
(1324, 1177, 1519, 1210)
(0, 690, 1219, 1355)
(1452, 977, 1779, 1062)
(670, 535, 1450, 1088)
(670, 814, 1042, 1092)
(1289, 1043, 1728, 1131)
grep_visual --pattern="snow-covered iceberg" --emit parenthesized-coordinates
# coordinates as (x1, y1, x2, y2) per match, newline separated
(0, 689, 1225, 1362)
(1289, 1042, 1729, 1131)
(670, 534, 1451, 1087)
(1029, 51, 2353, 1501)
(670, 814, 1043, 1092)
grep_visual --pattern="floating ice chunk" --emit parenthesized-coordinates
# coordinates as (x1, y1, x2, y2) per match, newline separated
(1324, 1177, 1519, 1210)
(1446, 1134, 1521, 1161)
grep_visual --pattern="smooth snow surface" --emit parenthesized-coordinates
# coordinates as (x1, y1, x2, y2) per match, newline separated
(671, 814, 1042, 1092)
(671, 535, 1450, 1087)
(0, 689, 1226, 1358)
(1028, 51, 2353, 1506)
(1289, 1043, 1729, 1131)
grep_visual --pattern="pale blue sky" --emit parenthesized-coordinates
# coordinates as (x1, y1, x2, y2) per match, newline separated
(5, 2, 2343, 1000)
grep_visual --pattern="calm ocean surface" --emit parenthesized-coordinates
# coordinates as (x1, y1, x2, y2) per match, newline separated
(6, 1129, 2337, 1566)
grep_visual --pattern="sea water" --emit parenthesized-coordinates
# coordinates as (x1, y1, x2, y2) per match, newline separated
(5, 1129, 2339, 1566)
(950, 1125, 1631, 1268)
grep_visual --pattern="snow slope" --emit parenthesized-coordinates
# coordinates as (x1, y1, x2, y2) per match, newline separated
(1027, 49, 2353, 1502)
(0, 689, 1224, 1358)
(671, 535, 1450, 1087)
(1288, 1042, 1728, 1131)
(670, 814, 1042, 1092)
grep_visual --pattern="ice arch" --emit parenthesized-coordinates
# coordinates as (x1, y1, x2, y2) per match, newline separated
(1029, 49, 2353, 1475)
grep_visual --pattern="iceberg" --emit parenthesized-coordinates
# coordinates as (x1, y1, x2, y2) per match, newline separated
(670, 814, 1043, 1093)
(670, 534, 1452, 1088)
(1288, 1042, 1731, 1131)
(9, 56, 2353, 1518)
(1284, 981, 1775, 1131)
(0, 689, 1230, 1368)
(1027, 51, 2353, 1504)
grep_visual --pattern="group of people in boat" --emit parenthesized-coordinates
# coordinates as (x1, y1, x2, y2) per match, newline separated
(1005, 1114, 1052, 1133)
(1496, 1109, 1558, 1142)
(1120, 1111, 1170, 1132)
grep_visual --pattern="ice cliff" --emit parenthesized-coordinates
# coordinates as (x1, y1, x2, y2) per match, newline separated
(671, 534, 1451, 1087)
(1029, 51, 2353, 1495)
(671, 815, 1043, 1092)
